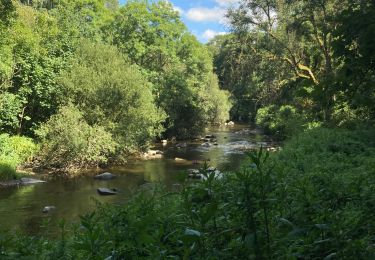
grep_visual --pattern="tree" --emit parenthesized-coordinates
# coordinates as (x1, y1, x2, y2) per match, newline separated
(110, 1, 230, 138)
(224, 0, 348, 122)
(333, 0, 375, 119)
(60, 40, 166, 150)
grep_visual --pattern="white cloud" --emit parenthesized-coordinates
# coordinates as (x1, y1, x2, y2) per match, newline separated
(202, 29, 227, 41)
(186, 7, 226, 23)
(215, 0, 238, 6)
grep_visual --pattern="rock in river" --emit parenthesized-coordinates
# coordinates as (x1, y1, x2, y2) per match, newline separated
(20, 178, 46, 185)
(42, 206, 56, 213)
(97, 188, 118, 195)
(94, 172, 116, 180)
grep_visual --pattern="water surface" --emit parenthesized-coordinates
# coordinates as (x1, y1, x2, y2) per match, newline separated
(0, 125, 267, 234)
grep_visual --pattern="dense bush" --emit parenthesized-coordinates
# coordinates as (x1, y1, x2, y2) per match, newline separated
(2, 127, 374, 258)
(36, 105, 117, 170)
(0, 133, 37, 180)
(60, 41, 166, 150)
(256, 105, 305, 139)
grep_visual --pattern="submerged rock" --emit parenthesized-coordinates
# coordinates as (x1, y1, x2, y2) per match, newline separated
(94, 172, 116, 180)
(42, 206, 56, 213)
(97, 188, 118, 195)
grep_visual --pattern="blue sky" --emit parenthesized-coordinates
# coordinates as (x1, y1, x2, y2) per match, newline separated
(119, 0, 237, 42)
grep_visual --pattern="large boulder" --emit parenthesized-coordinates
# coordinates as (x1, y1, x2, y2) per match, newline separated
(94, 172, 116, 180)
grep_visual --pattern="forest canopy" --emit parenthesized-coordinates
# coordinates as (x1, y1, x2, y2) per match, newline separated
(0, 0, 231, 171)
(210, 0, 375, 133)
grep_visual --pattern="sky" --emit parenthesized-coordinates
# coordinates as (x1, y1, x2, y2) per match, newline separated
(120, 0, 238, 43)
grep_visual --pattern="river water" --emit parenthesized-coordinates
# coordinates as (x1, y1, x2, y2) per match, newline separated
(0, 125, 268, 235)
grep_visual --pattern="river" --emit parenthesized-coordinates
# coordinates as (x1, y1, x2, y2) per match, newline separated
(0, 124, 269, 235)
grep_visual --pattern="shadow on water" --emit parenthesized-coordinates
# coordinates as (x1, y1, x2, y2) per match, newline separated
(0, 124, 269, 235)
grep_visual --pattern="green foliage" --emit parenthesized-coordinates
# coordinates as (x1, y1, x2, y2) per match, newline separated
(4, 3, 75, 135)
(2, 127, 375, 258)
(60, 40, 166, 150)
(214, 0, 375, 125)
(0, 133, 37, 180)
(36, 105, 117, 169)
(273, 127, 375, 258)
(256, 105, 305, 139)
(333, 0, 375, 118)
(110, 1, 230, 138)
(2, 0, 230, 170)
(0, 92, 23, 134)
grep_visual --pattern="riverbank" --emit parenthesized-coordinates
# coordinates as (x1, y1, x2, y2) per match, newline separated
(0, 124, 270, 184)
(1, 126, 374, 258)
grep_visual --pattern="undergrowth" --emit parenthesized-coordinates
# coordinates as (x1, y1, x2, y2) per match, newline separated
(0, 127, 374, 259)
